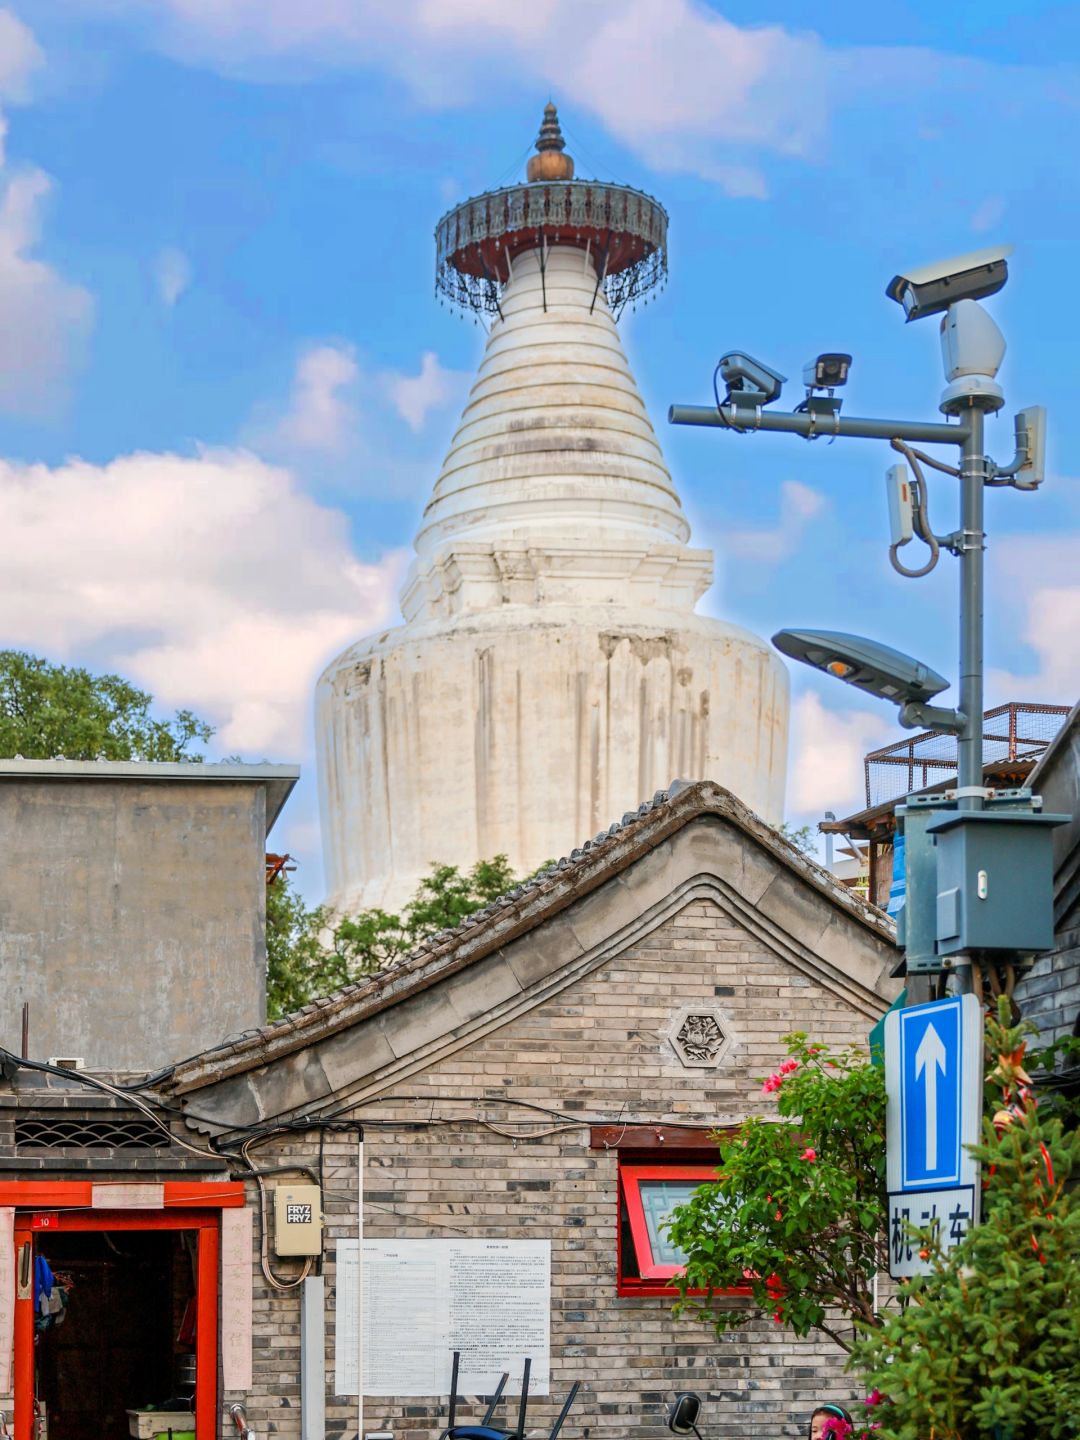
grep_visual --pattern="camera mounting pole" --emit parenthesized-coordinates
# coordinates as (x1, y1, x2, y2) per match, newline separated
(669, 390, 992, 828)
(669, 389, 1010, 996)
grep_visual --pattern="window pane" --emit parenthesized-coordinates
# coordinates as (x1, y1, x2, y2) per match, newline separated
(638, 1179, 700, 1265)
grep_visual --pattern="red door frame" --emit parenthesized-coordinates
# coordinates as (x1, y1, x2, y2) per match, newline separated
(3, 1182, 244, 1440)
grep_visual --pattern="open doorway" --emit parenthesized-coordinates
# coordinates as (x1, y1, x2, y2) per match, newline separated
(33, 1228, 197, 1440)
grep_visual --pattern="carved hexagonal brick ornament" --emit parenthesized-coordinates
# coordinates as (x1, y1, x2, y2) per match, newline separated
(668, 1006, 732, 1069)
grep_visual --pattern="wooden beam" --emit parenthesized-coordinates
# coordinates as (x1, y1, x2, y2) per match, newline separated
(589, 1124, 730, 1151)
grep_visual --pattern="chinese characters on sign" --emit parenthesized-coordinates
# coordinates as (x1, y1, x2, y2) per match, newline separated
(887, 1185, 976, 1278)
(335, 1238, 550, 1397)
(884, 995, 983, 1279)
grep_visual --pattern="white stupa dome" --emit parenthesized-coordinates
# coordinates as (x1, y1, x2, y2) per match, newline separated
(316, 108, 789, 914)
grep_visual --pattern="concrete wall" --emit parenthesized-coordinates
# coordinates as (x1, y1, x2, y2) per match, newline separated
(0, 776, 268, 1070)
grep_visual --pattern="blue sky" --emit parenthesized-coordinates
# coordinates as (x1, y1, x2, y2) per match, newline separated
(2, 0, 1078, 895)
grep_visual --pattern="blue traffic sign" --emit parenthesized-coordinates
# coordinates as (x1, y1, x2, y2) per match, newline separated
(885, 994, 982, 1196)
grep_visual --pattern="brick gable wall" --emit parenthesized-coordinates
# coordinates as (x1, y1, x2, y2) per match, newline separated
(291, 897, 877, 1440)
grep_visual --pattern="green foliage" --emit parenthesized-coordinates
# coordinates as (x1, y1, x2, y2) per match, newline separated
(264, 874, 339, 1020)
(666, 1035, 887, 1351)
(0, 650, 212, 761)
(779, 821, 817, 855)
(852, 997, 1080, 1440)
(266, 856, 523, 1019)
(1028, 1030, 1080, 1129)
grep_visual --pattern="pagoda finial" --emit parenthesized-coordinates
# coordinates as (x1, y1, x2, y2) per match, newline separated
(527, 102, 574, 182)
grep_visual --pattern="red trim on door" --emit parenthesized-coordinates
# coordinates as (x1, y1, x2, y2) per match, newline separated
(196, 1221, 220, 1440)
(0, 1180, 245, 1209)
(13, 1220, 33, 1440)
(8, 1187, 240, 1440)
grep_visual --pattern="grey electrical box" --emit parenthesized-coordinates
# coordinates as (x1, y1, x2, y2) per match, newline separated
(927, 808, 1068, 957)
(893, 800, 952, 974)
(274, 1184, 323, 1256)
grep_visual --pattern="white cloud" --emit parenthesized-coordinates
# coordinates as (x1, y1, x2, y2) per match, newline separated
(971, 194, 1005, 235)
(50, 0, 841, 194)
(987, 528, 1080, 706)
(0, 166, 93, 412)
(385, 350, 467, 432)
(154, 245, 192, 306)
(0, 447, 403, 754)
(60, 1, 1080, 196)
(0, 9, 43, 102)
(724, 480, 826, 565)
(787, 690, 894, 817)
(0, 14, 93, 411)
(276, 341, 360, 452)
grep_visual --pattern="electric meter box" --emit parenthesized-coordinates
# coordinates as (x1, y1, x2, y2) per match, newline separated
(273, 1184, 323, 1256)
(927, 808, 1068, 957)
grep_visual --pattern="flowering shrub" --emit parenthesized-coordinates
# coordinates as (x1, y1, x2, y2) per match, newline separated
(666, 1033, 886, 1351)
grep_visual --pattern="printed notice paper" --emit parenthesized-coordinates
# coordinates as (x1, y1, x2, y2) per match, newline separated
(334, 1238, 550, 1397)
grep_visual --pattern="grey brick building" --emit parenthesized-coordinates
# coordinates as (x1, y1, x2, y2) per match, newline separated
(1, 778, 900, 1440)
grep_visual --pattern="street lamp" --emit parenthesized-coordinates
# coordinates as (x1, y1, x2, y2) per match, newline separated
(669, 244, 1061, 984)
(770, 629, 954, 732)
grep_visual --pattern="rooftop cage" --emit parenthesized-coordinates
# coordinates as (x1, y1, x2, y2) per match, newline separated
(864, 701, 1071, 809)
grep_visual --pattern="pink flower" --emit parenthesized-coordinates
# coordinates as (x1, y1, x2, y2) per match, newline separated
(799, 1147, 817, 1161)
(761, 1074, 782, 1094)
(774, 1208, 782, 1221)
(779, 1059, 800, 1074)
(864, 1391, 885, 1409)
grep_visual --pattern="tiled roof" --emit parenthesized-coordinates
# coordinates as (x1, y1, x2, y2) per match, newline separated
(170, 779, 896, 1091)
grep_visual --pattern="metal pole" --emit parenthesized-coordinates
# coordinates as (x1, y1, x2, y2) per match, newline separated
(668, 403, 969, 446)
(957, 408, 986, 808)
(300, 1275, 326, 1440)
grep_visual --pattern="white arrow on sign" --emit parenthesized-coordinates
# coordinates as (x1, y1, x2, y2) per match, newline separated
(914, 1022, 948, 1169)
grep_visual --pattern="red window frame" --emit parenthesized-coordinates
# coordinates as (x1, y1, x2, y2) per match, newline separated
(617, 1162, 749, 1299)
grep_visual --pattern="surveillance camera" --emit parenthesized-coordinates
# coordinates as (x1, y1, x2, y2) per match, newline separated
(803, 353, 852, 390)
(771, 628, 949, 707)
(939, 298, 1007, 414)
(718, 351, 786, 406)
(885, 244, 1012, 322)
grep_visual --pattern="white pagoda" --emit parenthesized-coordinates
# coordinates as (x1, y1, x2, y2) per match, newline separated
(316, 107, 789, 913)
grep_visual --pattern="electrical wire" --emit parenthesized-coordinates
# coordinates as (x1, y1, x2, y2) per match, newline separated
(0, 1048, 244, 1166)
(241, 1138, 313, 1293)
(888, 439, 941, 578)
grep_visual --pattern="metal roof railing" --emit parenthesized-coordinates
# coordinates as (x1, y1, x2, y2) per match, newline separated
(864, 701, 1071, 809)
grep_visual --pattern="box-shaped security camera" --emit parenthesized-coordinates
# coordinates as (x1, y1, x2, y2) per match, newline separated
(274, 1184, 323, 1256)
(928, 809, 1067, 958)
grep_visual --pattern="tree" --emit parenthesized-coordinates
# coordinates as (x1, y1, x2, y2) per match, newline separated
(266, 855, 522, 1018)
(264, 874, 341, 1020)
(0, 651, 212, 761)
(779, 821, 817, 855)
(851, 998, 1080, 1440)
(666, 1034, 887, 1352)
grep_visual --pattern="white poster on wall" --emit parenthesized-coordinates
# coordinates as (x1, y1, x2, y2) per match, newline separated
(335, 1238, 550, 1398)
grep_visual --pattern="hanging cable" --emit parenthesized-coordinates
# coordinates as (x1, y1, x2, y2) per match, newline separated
(241, 1138, 313, 1293)
(888, 438, 942, 577)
